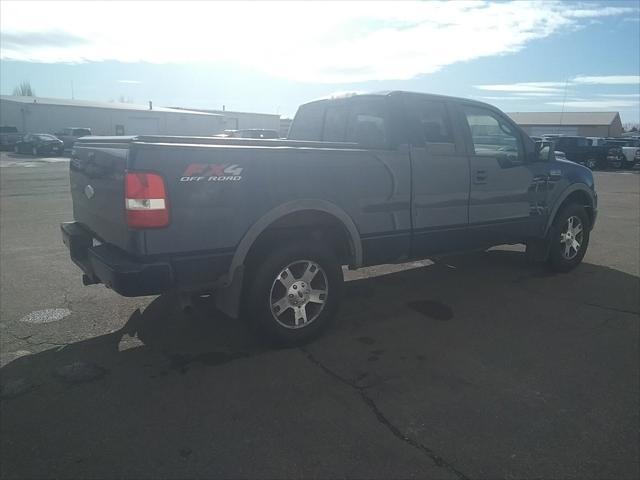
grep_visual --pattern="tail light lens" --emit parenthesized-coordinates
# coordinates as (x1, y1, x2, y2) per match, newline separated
(125, 171, 169, 228)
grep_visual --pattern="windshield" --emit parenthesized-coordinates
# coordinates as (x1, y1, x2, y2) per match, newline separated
(35, 134, 57, 140)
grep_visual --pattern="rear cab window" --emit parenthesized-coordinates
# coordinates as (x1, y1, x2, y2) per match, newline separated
(288, 102, 326, 140)
(344, 97, 389, 149)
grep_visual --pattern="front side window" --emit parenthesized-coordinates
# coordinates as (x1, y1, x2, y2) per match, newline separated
(463, 106, 522, 162)
(345, 99, 388, 149)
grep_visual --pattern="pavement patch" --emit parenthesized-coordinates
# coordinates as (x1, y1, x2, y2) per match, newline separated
(19, 308, 71, 324)
(407, 300, 453, 320)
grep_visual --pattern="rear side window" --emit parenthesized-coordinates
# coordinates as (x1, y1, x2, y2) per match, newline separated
(323, 105, 348, 142)
(405, 99, 453, 145)
(74, 129, 91, 136)
(288, 102, 325, 140)
(345, 99, 388, 149)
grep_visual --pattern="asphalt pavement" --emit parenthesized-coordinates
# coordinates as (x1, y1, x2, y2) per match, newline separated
(1, 151, 638, 479)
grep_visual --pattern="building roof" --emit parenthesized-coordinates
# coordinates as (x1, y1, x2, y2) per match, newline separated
(506, 111, 620, 126)
(170, 106, 280, 118)
(0, 95, 222, 116)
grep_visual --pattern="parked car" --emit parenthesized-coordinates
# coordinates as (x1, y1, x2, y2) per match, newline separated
(216, 129, 280, 139)
(546, 135, 623, 169)
(62, 91, 597, 344)
(14, 133, 64, 156)
(0, 125, 22, 150)
(54, 127, 92, 150)
(605, 138, 640, 169)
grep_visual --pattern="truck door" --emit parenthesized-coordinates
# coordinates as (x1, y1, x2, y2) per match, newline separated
(459, 104, 549, 244)
(403, 95, 471, 257)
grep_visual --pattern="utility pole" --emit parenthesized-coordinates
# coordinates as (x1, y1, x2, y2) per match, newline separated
(71, 80, 75, 100)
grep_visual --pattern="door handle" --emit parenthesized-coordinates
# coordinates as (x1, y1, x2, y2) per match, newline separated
(473, 169, 488, 184)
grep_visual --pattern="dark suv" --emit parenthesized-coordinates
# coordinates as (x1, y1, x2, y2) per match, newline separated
(547, 135, 624, 170)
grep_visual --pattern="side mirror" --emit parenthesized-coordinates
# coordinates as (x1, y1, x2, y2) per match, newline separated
(534, 141, 552, 162)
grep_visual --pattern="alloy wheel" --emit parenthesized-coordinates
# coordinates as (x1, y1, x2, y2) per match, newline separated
(560, 215, 584, 260)
(269, 260, 328, 329)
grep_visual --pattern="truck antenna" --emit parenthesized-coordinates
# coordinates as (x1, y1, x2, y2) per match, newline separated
(558, 78, 569, 134)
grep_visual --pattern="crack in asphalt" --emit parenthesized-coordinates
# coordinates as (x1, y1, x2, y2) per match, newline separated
(300, 347, 470, 480)
(514, 275, 639, 317)
(5, 331, 69, 348)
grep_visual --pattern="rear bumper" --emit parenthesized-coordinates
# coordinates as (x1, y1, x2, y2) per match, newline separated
(61, 222, 173, 296)
(61, 222, 232, 297)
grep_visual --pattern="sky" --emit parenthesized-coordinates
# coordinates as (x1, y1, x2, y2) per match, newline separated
(1, 0, 639, 122)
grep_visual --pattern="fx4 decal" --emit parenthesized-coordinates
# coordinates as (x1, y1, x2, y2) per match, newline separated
(180, 164, 243, 182)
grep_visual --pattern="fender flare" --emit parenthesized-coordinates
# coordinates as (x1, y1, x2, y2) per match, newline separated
(223, 199, 363, 287)
(544, 183, 596, 235)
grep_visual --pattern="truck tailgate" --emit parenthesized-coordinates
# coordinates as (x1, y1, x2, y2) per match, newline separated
(70, 139, 142, 253)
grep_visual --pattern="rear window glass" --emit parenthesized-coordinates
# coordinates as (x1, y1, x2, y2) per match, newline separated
(345, 99, 388, 149)
(288, 102, 325, 140)
(323, 105, 348, 142)
(73, 129, 91, 136)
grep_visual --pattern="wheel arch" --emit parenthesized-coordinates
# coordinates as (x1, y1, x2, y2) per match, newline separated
(225, 199, 362, 287)
(545, 184, 596, 235)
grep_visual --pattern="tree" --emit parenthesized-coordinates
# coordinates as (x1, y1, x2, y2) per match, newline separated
(12, 81, 35, 96)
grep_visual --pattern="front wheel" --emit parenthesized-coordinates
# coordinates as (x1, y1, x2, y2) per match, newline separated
(245, 241, 343, 345)
(548, 204, 590, 272)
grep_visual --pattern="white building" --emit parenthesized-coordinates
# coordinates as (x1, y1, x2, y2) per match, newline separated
(0, 95, 225, 136)
(171, 107, 281, 132)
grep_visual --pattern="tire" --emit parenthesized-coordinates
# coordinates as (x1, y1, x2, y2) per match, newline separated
(585, 158, 598, 170)
(547, 203, 590, 273)
(245, 241, 343, 346)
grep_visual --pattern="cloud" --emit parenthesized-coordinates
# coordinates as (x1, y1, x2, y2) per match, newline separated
(546, 100, 640, 108)
(117, 80, 142, 84)
(475, 82, 566, 93)
(0, 1, 635, 83)
(477, 96, 530, 101)
(0, 31, 88, 50)
(572, 75, 640, 85)
(475, 75, 639, 95)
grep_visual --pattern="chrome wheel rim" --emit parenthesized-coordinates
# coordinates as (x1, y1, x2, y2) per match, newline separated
(560, 215, 584, 260)
(269, 260, 328, 329)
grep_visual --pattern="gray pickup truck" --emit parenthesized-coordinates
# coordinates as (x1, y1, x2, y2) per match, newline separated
(61, 91, 597, 344)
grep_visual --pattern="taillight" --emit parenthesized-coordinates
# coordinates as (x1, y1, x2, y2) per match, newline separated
(125, 171, 169, 228)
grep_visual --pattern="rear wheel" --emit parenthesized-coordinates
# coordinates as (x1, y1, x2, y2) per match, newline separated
(245, 241, 343, 345)
(548, 204, 590, 272)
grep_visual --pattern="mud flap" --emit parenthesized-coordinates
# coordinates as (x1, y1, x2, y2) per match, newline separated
(215, 266, 244, 319)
